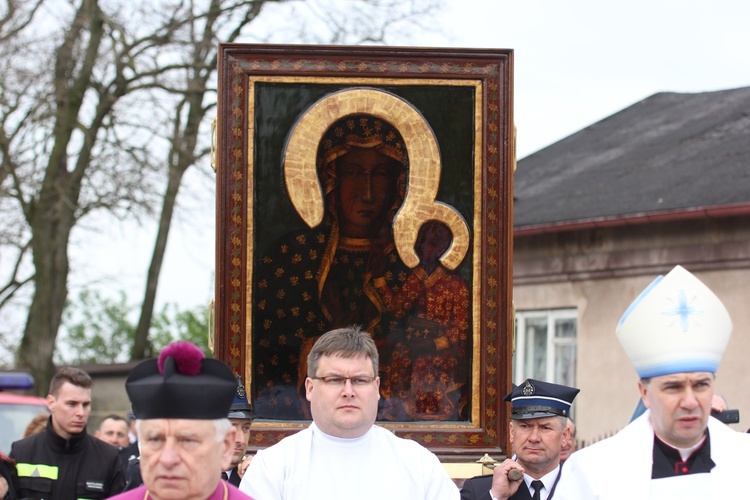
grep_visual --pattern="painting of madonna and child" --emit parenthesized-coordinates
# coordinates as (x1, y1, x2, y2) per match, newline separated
(251, 85, 478, 423)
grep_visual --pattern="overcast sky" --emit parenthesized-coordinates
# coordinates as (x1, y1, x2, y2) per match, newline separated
(433, 0, 750, 158)
(5, 0, 748, 355)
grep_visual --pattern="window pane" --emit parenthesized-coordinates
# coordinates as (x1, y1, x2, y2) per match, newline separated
(554, 344, 577, 387)
(555, 318, 576, 339)
(524, 318, 547, 380)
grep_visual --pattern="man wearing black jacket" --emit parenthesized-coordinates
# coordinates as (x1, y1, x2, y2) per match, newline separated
(461, 379, 579, 500)
(10, 367, 125, 499)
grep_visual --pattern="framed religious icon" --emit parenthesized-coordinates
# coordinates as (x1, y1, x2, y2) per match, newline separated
(213, 44, 514, 459)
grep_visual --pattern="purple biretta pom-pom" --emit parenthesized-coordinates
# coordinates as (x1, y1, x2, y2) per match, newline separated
(158, 341, 204, 376)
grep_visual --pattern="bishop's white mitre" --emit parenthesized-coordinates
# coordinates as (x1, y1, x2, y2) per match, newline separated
(616, 265, 732, 378)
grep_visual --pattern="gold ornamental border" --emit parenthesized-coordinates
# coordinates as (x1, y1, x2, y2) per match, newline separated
(219, 48, 512, 455)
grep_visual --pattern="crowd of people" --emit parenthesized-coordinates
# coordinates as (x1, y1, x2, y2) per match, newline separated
(1, 265, 749, 499)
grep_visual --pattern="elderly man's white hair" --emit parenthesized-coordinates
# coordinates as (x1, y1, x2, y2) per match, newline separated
(135, 418, 232, 448)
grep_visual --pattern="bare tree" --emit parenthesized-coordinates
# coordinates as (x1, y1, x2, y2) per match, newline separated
(0, 0, 442, 390)
(130, 0, 280, 359)
(5, 0, 142, 391)
(131, 0, 443, 359)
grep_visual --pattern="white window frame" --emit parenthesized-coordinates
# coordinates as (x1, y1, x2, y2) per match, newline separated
(514, 308, 577, 388)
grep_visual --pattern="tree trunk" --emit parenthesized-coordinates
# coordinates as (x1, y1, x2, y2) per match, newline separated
(130, 0, 229, 358)
(16, 194, 76, 395)
(14, 0, 105, 394)
(131, 164, 187, 360)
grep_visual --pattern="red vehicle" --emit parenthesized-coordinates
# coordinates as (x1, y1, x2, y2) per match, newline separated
(0, 372, 49, 453)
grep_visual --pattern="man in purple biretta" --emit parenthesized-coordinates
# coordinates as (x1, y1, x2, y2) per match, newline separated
(107, 341, 253, 500)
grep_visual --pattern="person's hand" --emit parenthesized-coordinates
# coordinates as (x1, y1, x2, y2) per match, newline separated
(489, 459, 524, 500)
(711, 394, 728, 413)
(237, 454, 253, 477)
(0, 476, 9, 498)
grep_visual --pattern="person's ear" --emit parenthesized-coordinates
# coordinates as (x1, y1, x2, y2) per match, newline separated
(305, 377, 314, 402)
(561, 423, 571, 443)
(638, 380, 651, 409)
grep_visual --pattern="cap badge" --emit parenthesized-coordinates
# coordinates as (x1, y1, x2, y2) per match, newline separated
(236, 375, 247, 399)
(522, 380, 535, 396)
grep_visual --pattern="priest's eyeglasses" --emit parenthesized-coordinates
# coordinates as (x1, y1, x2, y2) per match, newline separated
(311, 376, 376, 387)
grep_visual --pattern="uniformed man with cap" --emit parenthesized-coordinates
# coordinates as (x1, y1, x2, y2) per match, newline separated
(222, 377, 253, 487)
(461, 379, 580, 500)
(554, 265, 750, 499)
(107, 341, 253, 500)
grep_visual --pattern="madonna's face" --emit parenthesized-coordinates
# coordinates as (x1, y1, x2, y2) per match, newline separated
(335, 147, 399, 238)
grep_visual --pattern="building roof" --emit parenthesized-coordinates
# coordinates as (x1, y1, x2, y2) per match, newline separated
(514, 86, 750, 232)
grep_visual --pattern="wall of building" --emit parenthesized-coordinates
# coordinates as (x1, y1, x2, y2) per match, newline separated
(81, 362, 137, 431)
(89, 375, 131, 430)
(513, 217, 750, 445)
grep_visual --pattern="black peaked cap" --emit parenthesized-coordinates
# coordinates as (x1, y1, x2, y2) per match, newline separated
(504, 379, 580, 419)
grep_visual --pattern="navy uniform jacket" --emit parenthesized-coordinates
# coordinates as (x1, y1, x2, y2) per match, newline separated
(227, 466, 242, 487)
(460, 468, 562, 500)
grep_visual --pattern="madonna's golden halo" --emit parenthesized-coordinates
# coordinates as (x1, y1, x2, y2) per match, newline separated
(283, 87, 469, 270)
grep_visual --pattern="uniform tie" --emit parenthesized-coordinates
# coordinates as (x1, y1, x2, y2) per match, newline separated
(531, 479, 544, 500)
(221, 471, 229, 481)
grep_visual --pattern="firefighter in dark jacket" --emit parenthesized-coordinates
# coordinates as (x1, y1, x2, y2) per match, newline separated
(10, 367, 125, 499)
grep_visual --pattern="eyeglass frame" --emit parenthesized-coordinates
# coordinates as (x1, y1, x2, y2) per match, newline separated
(309, 375, 378, 387)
